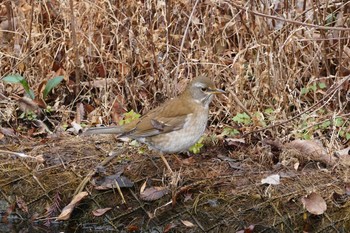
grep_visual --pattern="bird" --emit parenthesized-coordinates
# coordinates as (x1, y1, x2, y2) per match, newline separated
(84, 76, 225, 172)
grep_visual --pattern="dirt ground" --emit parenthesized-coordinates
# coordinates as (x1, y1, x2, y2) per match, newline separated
(0, 133, 349, 233)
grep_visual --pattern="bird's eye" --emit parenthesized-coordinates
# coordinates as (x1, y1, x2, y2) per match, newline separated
(201, 87, 207, 92)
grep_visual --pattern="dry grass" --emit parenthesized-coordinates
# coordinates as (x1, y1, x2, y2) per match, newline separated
(0, 0, 350, 232)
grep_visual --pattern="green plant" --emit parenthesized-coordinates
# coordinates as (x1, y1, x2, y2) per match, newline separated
(3, 74, 63, 100)
(19, 111, 37, 120)
(222, 127, 240, 136)
(189, 137, 204, 154)
(232, 112, 251, 125)
(118, 110, 141, 125)
(301, 82, 326, 95)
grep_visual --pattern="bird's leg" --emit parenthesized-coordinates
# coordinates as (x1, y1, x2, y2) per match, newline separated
(159, 152, 173, 173)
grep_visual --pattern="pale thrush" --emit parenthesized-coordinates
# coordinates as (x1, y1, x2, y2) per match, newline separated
(85, 76, 225, 172)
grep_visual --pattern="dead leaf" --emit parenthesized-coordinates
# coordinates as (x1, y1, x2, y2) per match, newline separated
(67, 121, 83, 135)
(33, 120, 52, 135)
(285, 140, 337, 165)
(301, 192, 327, 215)
(335, 147, 350, 166)
(180, 220, 195, 228)
(92, 207, 112, 217)
(0, 127, 16, 137)
(140, 180, 147, 194)
(75, 102, 85, 124)
(57, 191, 88, 220)
(126, 225, 139, 232)
(93, 174, 134, 190)
(16, 196, 28, 213)
(18, 96, 40, 113)
(236, 224, 255, 233)
(224, 137, 247, 150)
(163, 222, 177, 233)
(140, 186, 169, 201)
(261, 174, 280, 185)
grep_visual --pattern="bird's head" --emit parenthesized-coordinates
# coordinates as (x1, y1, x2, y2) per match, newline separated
(186, 76, 225, 107)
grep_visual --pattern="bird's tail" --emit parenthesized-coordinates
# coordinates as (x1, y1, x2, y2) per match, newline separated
(83, 126, 124, 135)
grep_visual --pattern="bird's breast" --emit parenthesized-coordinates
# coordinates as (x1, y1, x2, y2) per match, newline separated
(144, 107, 209, 153)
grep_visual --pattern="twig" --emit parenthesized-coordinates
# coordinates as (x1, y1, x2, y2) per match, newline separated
(242, 75, 350, 137)
(175, 0, 200, 80)
(73, 148, 126, 196)
(226, 1, 350, 31)
(69, 0, 81, 96)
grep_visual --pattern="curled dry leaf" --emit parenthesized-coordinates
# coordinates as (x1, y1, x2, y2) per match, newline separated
(301, 192, 327, 215)
(140, 180, 147, 194)
(285, 140, 337, 165)
(140, 186, 169, 201)
(57, 191, 88, 220)
(92, 207, 112, 217)
(163, 222, 177, 233)
(93, 174, 134, 190)
(261, 174, 280, 185)
(180, 220, 195, 227)
(67, 121, 83, 135)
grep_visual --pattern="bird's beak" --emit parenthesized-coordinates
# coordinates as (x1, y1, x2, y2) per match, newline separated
(208, 88, 226, 94)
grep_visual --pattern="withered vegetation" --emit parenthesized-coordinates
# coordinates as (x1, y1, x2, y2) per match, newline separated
(0, 0, 350, 232)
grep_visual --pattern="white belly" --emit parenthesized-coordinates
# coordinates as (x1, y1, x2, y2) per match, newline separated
(144, 111, 209, 153)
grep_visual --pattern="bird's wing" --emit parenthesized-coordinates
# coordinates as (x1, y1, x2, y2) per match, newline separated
(125, 97, 192, 138)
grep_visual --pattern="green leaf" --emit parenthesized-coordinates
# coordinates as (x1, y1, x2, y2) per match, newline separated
(189, 137, 204, 154)
(43, 76, 64, 99)
(3, 74, 35, 99)
(27, 89, 35, 100)
(119, 110, 141, 125)
(318, 82, 326, 89)
(232, 112, 251, 125)
(222, 128, 240, 136)
(320, 120, 331, 129)
(346, 133, 350, 140)
(334, 117, 344, 127)
(264, 108, 274, 114)
(301, 87, 309, 95)
(2, 74, 25, 83)
(309, 83, 317, 92)
(302, 132, 312, 140)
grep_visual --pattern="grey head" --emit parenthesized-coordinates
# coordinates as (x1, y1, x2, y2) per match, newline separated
(185, 76, 225, 107)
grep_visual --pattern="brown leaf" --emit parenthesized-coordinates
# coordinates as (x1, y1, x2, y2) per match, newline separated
(126, 225, 139, 232)
(16, 196, 28, 213)
(18, 96, 39, 113)
(285, 140, 337, 165)
(92, 207, 112, 217)
(33, 120, 52, 135)
(93, 174, 134, 190)
(140, 180, 147, 194)
(335, 147, 350, 166)
(301, 192, 327, 215)
(57, 191, 88, 220)
(37, 80, 47, 99)
(236, 225, 255, 233)
(163, 223, 177, 233)
(111, 100, 126, 124)
(140, 186, 169, 201)
(0, 127, 16, 137)
(75, 102, 85, 124)
(180, 220, 195, 228)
